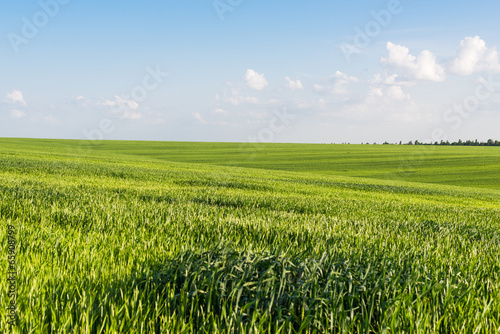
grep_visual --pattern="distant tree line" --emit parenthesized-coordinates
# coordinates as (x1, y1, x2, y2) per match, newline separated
(375, 139, 500, 146)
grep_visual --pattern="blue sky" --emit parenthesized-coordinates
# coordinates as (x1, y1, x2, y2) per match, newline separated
(1, 0, 500, 143)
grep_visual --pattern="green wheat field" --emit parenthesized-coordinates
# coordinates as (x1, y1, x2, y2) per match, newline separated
(1, 138, 500, 333)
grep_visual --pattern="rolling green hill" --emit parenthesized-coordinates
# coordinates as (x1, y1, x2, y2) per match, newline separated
(1, 138, 500, 189)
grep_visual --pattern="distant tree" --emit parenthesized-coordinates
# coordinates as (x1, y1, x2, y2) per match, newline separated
(394, 138, 499, 146)
(372, 138, 499, 146)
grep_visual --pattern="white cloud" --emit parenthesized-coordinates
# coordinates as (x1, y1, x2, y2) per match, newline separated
(381, 42, 446, 81)
(216, 87, 260, 106)
(73, 96, 92, 107)
(313, 84, 325, 92)
(370, 73, 416, 87)
(369, 73, 411, 102)
(10, 109, 26, 118)
(368, 87, 383, 97)
(321, 72, 421, 123)
(213, 107, 228, 115)
(6, 90, 27, 106)
(386, 85, 407, 100)
(337, 85, 419, 122)
(102, 95, 141, 119)
(193, 112, 206, 123)
(72, 95, 142, 119)
(121, 111, 142, 120)
(450, 36, 500, 75)
(244, 69, 268, 90)
(103, 95, 139, 110)
(367, 82, 410, 102)
(332, 71, 359, 95)
(313, 71, 359, 96)
(333, 71, 359, 83)
(218, 95, 240, 106)
(371, 73, 397, 85)
(285, 77, 303, 90)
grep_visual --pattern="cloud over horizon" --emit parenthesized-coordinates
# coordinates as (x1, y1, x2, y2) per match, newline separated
(245, 69, 269, 90)
(381, 42, 446, 82)
(5, 90, 27, 106)
(450, 36, 500, 75)
(285, 77, 304, 90)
